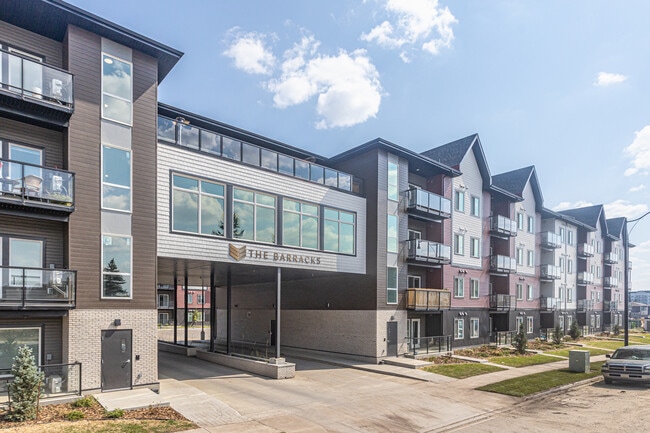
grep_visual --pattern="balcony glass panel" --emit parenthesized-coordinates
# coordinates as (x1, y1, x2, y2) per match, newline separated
(490, 255, 517, 272)
(491, 215, 517, 235)
(0, 158, 75, 206)
(0, 267, 76, 308)
(294, 160, 309, 180)
(278, 154, 294, 175)
(324, 168, 338, 187)
(179, 124, 199, 149)
(541, 264, 561, 279)
(407, 188, 451, 216)
(541, 231, 561, 247)
(222, 137, 242, 161)
(260, 149, 278, 171)
(241, 142, 260, 166)
(200, 130, 220, 155)
(310, 164, 324, 183)
(157, 117, 175, 142)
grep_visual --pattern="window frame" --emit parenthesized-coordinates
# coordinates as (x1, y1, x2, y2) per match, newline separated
(323, 207, 356, 255)
(517, 212, 524, 230)
(454, 189, 465, 213)
(101, 52, 133, 126)
(527, 215, 534, 233)
(101, 144, 132, 213)
(454, 318, 464, 340)
(470, 318, 479, 338)
(516, 283, 524, 300)
(171, 173, 226, 237)
(470, 237, 480, 258)
(527, 316, 534, 334)
(387, 161, 398, 201)
(470, 195, 480, 217)
(387, 214, 398, 253)
(101, 234, 133, 300)
(454, 233, 464, 255)
(527, 250, 534, 267)
(454, 276, 464, 298)
(233, 187, 277, 244)
(282, 199, 320, 250)
(470, 278, 479, 299)
(527, 284, 534, 300)
(516, 248, 524, 266)
(387, 266, 398, 305)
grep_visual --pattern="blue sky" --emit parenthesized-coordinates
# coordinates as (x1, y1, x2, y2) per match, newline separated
(68, 0, 650, 290)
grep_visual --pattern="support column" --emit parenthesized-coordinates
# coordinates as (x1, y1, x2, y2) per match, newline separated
(227, 267, 232, 354)
(173, 274, 178, 345)
(184, 272, 189, 347)
(276, 267, 281, 359)
(209, 266, 216, 352)
(623, 218, 629, 346)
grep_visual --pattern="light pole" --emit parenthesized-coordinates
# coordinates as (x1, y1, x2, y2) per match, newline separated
(200, 277, 206, 341)
(624, 211, 650, 346)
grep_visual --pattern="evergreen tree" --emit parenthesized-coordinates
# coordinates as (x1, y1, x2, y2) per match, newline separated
(552, 323, 563, 345)
(103, 259, 127, 297)
(7, 345, 44, 421)
(569, 319, 581, 340)
(513, 323, 528, 354)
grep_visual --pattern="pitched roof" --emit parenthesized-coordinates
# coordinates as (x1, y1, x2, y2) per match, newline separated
(607, 217, 626, 240)
(558, 205, 606, 232)
(421, 134, 477, 167)
(491, 166, 544, 209)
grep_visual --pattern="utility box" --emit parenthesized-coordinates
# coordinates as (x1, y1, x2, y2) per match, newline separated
(569, 350, 590, 373)
(48, 375, 62, 393)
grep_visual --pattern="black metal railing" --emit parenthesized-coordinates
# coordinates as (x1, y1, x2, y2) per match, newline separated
(1, 362, 81, 399)
(490, 215, 517, 236)
(577, 299, 595, 312)
(405, 288, 451, 310)
(491, 331, 516, 346)
(406, 187, 451, 218)
(405, 239, 451, 264)
(0, 267, 76, 309)
(489, 294, 516, 310)
(0, 158, 75, 207)
(405, 335, 452, 355)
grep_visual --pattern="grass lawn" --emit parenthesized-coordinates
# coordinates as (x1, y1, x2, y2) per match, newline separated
(544, 347, 610, 357)
(580, 340, 624, 350)
(423, 362, 505, 379)
(488, 353, 561, 368)
(477, 361, 604, 397)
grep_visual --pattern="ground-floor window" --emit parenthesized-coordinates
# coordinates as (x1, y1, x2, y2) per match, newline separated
(386, 267, 398, 304)
(470, 318, 479, 338)
(527, 316, 534, 334)
(0, 327, 40, 370)
(595, 314, 601, 329)
(559, 315, 565, 331)
(515, 316, 524, 331)
(158, 312, 170, 326)
(454, 318, 464, 339)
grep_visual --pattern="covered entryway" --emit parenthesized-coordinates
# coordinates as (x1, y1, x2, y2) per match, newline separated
(101, 329, 132, 391)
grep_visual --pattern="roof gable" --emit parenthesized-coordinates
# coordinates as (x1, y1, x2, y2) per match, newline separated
(492, 166, 544, 209)
(421, 134, 491, 186)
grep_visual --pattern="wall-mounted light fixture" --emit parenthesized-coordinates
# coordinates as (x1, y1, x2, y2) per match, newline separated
(175, 116, 190, 125)
(114, 319, 121, 326)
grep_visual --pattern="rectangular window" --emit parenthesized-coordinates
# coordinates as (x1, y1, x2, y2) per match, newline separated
(470, 318, 479, 338)
(407, 275, 421, 288)
(559, 315, 565, 331)
(527, 250, 534, 267)
(102, 145, 131, 211)
(567, 230, 573, 245)
(470, 279, 479, 298)
(559, 228, 565, 243)
(454, 233, 464, 255)
(222, 137, 242, 161)
(387, 161, 398, 201)
(470, 237, 480, 258)
(454, 318, 464, 340)
(282, 200, 319, 249)
(567, 259, 573, 274)
(567, 288, 573, 302)
(8, 238, 43, 288)
(454, 277, 464, 298)
(0, 328, 40, 370)
(596, 315, 601, 328)
(516, 248, 524, 266)
(527, 316, 534, 334)
(596, 266, 601, 278)
(197, 294, 205, 304)
(324, 208, 355, 254)
(233, 188, 276, 243)
(454, 190, 465, 212)
(567, 316, 572, 327)
(408, 229, 421, 240)
(102, 53, 132, 125)
(527, 216, 534, 233)
(102, 235, 132, 298)
(597, 241, 602, 254)
(387, 214, 398, 253)
(470, 196, 480, 217)
(172, 175, 225, 236)
(516, 316, 524, 331)
(158, 294, 169, 308)
(517, 213, 524, 230)
(527, 284, 534, 300)
(186, 293, 193, 304)
(516, 283, 523, 300)
(387, 267, 398, 304)
(560, 287, 566, 302)
(559, 257, 565, 272)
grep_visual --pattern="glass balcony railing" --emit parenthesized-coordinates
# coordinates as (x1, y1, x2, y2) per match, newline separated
(157, 116, 363, 194)
(406, 288, 451, 311)
(540, 296, 560, 311)
(406, 187, 451, 219)
(604, 252, 619, 264)
(603, 276, 619, 288)
(0, 267, 76, 309)
(0, 49, 73, 108)
(577, 272, 595, 285)
(540, 232, 562, 248)
(490, 255, 517, 273)
(604, 300, 618, 312)
(490, 215, 517, 236)
(405, 239, 451, 264)
(577, 299, 595, 312)
(0, 158, 74, 207)
(578, 243, 595, 257)
(540, 264, 561, 280)
(489, 294, 516, 310)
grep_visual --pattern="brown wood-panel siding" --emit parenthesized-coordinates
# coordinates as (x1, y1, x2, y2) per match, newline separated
(0, 21, 62, 68)
(0, 215, 65, 267)
(129, 50, 158, 309)
(0, 318, 63, 364)
(65, 26, 102, 309)
(0, 117, 63, 168)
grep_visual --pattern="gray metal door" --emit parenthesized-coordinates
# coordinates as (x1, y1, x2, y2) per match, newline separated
(387, 321, 398, 357)
(101, 329, 132, 391)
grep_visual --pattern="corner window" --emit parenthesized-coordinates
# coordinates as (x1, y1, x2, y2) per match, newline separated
(454, 190, 465, 212)
(282, 199, 319, 249)
(233, 188, 276, 243)
(102, 54, 132, 125)
(470, 318, 479, 338)
(387, 267, 398, 304)
(454, 318, 464, 339)
(470, 279, 479, 298)
(387, 161, 398, 201)
(102, 235, 132, 298)
(324, 208, 355, 254)
(172, 175, 225, 236)
(470, 196, 480, 217)
(454, 277, 464, 298)
(102, 145, 131, 212)
(387, 214, 398, 253)
(454, 234, 464, 255)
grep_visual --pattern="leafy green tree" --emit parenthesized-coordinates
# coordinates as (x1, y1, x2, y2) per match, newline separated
(513, 323, 528, 354)
(7, 345, 44, 421)
(552, 323, 563, 345)
(569, 319, 581, 340)
(103, 259, 127, 297)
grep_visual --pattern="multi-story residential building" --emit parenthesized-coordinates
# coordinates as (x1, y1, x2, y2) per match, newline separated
(630, 291, 650, 305)
(604, 217, 626, 330)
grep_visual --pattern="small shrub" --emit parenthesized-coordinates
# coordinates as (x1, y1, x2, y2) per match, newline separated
(6, 345, 44, 422)
(106, 408, 125, 419)
(513, 323, 528, 354)
(613, 324, 621, 336)
(66, 410, 85, 421)
(72, 396, 94, 408)
(569, 320, 581, 340)
(552, 323, 564, 345)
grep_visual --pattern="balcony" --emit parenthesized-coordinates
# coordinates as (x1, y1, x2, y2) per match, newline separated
(540, 297, 560, 312)
(0, 49, 74, 127)
(603, 276, 619, 288)
(540, 264, 561, 280)
(490, 215, 517, 237)
(406, 288, 451, 311)
(578, 243, 595, 257)
(577, 299, 595, 312)
(0, 159, 75, 220)
(604, 252, 619, 264)
(490, 255, 517, 274)
(405, 239, 451, 266)
(604, 300, 618, 312)
(540, 232, 562, 249)
(489, 294, 516, 311)
(577, 272, 595, 285)
(0, 267, 76, 310)
(405, 187, 451, 221)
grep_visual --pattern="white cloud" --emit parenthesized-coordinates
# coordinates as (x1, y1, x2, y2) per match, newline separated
(629, 184, 646, 192)
(223, 31, 276, 75)
(552, 200, 593, 211)
(266, 37, 382, 129)
(624, 125, 650, 176)
(361, 0, 457, 61)
(630, 239, 650, 292)
(594, 72, 627, 86)
(604, 200, 649, 219)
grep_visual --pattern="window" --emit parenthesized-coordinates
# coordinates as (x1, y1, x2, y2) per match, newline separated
(590, 264, 595, 274)
(454, 277, 464, 298)
(324, 208, 355, 254)
(470, 318, 479, 338)
(387, 267, 398, 304)
(186, 293, 193, 304)
(387, 214, 398, 253)
(559, 315, 565, 330)
(597, 241, 602, 254)
(0, 328, 40, 370)
(559, 257, 565, 272)
(387, 161, 398, 201)
(454, 318, 464, 339)
(559, 228, 565, 243)
(527, 316, 534, 334)
(283, 200, 319, 249)
(233, 188, 276, 243)
(567, 315, 572, 327)
(7, 47, 43, 99)
(470, 279, 479, 298)
(527, 284, 534, 300)
(8, 238, 43, 288)
(559, 287, 566, 301)
(158, 312, 170, 325)
(596, 315, 601, 328)
(516, 316, 524, 331)
(516, 248, 524, 266)
(527, 216, 534, 233)
(158, 294, 169, 308)
(517, 213, 524, 230)
(407, 275, 421, 288)
(527, 250, 534, 267)
(596, 266, 601, 278)
(102, 145, 131, 211)
(470, 196, 480, 217)
(516, 283, 524, 300)
(470, 238, 480, 258)
(102, 235, 132, 298)
(7, 142, 43, 179)
(197, 294, 205, 304)
(454, 190, 465, 212)
(408, 229, 421, 240)
(172, 175, 225, 236)
(567, 259, 573, 274)
(567, 288, 573, 302)
(102, 54, 132, 124)
(567, 230, 573, 245)
(454, 233, 464, 255)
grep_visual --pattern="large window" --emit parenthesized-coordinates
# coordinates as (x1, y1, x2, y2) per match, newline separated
(233, 188, 276, 243)
(387, 214, 398, 253)
(8, 238, 43, 288)
(172, 175, 225, 236)
(102, 145, 131, 211)
(516, 283, 523, 300)
(470, 237, 480, 258)
(470, 279, 479, 299)
(387, 161, 398, 201)
(454, 190, 465, 212)
(102, 235, 132, 298)
(454, 318, 464, 339)
(470, 196, 480, 217)
(470, 318, 479, 338)
(0, 328, 40, 370)
(102, 54, 132, 125)
(387, 267, 398, 304)
(282, 199, 319, 249)
(454, 233, 464, 255)
(324, 208, 355, 254)
(454, 277, 464, 298)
